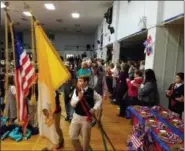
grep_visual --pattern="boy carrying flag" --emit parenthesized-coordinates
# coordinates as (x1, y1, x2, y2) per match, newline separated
(69, 70, 102, 151)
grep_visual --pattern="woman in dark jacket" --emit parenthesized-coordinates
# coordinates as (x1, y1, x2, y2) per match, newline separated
(106, 63, 114, 95)
(118, 64, 129, 117)
(136, 69, 159, 106)
(166, 72, 184, 118)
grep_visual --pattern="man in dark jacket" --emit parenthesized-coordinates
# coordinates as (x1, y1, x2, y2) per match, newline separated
(63, 62, 75, 121)
(89, 63, 108, 122)
(89, 63, 108, 98)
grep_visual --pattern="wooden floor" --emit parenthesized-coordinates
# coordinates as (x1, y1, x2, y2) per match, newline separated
(1, 95, 132, 151)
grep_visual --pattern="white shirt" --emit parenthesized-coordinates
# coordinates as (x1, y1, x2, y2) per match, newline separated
(71, 87, 102, 111)
(111, 66, 118, 78)
(93, 75, 98, 87)
(139, 65, 145, 70)
(10, 86, 16, 95)
(175, 83, 183, 89)
(140, 84, 144, 89)
(128, 65, 135, 73)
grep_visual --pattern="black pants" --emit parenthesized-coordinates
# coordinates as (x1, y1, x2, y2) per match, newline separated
(168, 101, 183, 119)
(0, 104, 5, 113)
(132, 99, 157, 107)
(106, 76, 113, 95)
(119, 96, 139, 117)
(64, 96, 74, 119)
(111, 87, 117, 100)
(119, 99, 126, 117)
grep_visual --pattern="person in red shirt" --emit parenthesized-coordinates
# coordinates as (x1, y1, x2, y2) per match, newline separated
(126, 70, 143, 104)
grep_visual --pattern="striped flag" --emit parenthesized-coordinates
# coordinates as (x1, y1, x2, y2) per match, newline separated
(14, 31, 37, 134)
(130, 134, 143, 149)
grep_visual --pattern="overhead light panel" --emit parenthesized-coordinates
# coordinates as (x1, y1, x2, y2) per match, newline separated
(44, 3, 55, 10)
(72, 12, 80, 19)
(1, 2, 6, 8)
(23, 11, 32, 17)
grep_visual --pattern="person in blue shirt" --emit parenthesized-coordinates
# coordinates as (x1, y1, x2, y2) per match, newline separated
(77, 62, 91, 78)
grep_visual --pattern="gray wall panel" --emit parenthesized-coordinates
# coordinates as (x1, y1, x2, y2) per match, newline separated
(154, 24, 184, 108)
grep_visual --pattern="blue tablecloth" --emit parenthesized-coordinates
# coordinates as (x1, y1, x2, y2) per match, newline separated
(126, 106, 145, 125)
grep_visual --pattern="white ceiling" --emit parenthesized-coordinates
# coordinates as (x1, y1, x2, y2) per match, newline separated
(1, 1, 112, 34)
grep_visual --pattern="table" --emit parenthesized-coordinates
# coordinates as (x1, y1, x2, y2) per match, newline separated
(126, 106, 184, 151)
(151, 106, 184, 140)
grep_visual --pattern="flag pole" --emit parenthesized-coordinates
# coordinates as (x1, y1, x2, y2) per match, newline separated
(4, 9, 20, 123)
(4, 9, 9, 112)
(29, 10, 37, 106)
(31, 12, 36, 62)
(9, 21, 20, 123)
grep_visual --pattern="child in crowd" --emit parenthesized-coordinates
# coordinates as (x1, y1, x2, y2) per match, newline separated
(166, 72, 184, 118)
(5, 76, 17, 125)
(126, 70, 143, 105)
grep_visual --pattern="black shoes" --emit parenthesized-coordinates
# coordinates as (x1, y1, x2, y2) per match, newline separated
(118, 114, 125, 118)
(65, 117, 72, 123)
(65, 117, 69, 121)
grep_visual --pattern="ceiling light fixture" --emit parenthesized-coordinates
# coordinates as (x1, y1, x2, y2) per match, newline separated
(44, 3, 55, 10)
(72, 12, 80, 19)
(23, 11, 32, 16)
(1, 2, 6, 8)
(23, 3, 32, 17)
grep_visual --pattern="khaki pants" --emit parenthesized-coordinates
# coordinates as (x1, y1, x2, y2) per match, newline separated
(69, 113, 92, 151)
(53, 112, 64, 144)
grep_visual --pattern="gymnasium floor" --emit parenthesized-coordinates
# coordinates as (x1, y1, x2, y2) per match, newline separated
(1, 95, 132, 151)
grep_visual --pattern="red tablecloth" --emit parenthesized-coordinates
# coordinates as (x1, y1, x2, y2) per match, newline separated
(129, 106, 184, 151)
(151, 106, 184, 133)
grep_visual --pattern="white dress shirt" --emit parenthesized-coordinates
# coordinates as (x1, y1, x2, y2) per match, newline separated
(71, 87, 102, 111)
(93, 75, 98, 87)
(10, 86, 16, 95)
(111, 66, 118, 78)
(175, 83, 183, 89)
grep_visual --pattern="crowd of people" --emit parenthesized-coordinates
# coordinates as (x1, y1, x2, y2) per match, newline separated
(0, 56, 184, 150)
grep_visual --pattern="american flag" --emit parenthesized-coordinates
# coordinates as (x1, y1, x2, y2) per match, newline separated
(14, 32, 36, 134)
(130, 134, 143, 149)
